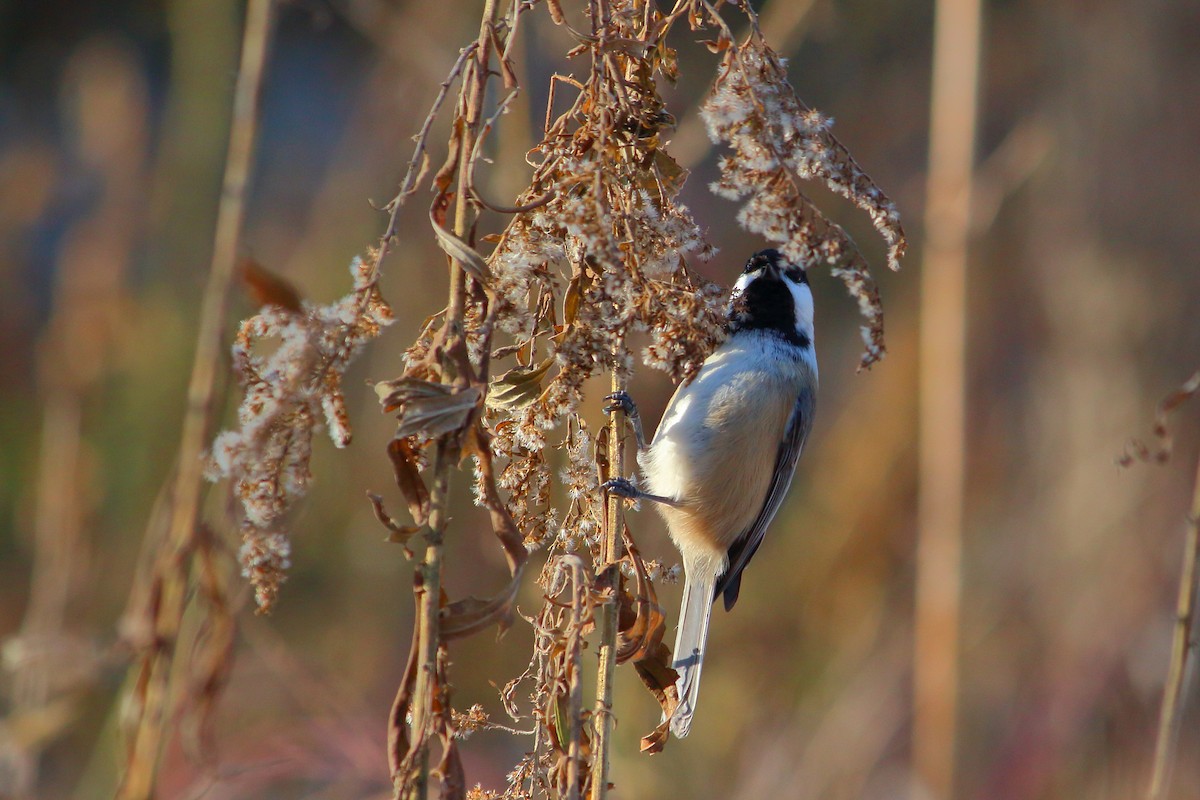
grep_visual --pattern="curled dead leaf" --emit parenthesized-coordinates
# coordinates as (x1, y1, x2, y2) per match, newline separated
(366, 492, 421, 559)
(487, 357, 555, 410)
(377, 378, 482, 440)
(436, 738, 466, 800)
(239, 257, 304, 313)
(633, 641, 679, 754)
(440, 562, 525, 640)
(616, 529, 665, 664)
(430, 205, 491, 285)
(385, 438, 431, 525)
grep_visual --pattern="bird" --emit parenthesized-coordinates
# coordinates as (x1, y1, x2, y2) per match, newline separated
(603, 248, 818, 737)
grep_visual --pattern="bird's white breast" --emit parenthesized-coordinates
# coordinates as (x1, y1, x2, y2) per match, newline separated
(640, 331, 815, 576)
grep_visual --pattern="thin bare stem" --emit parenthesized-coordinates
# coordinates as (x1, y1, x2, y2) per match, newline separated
(915, 0, 982, 796)
(402, 2, 498, 799)
(384, 41, 480, 239)
(590, 369, 625, 800)
(563, 556, 588, 800)
(1147, 451, 1200, 800)
(118, 1, 275, 797)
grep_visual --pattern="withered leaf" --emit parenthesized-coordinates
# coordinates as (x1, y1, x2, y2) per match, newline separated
(656, 42, 679, 83)
(653, 150, 688, 199)
(429, 205, 491, 285)
(616, 530, 666, 664)
(436, 739, 466, 800)
(640, 718, 672, 755)
(388, 621, 420, 784)
(440, 563, 525, 640)
(487, 357, 555, 411)
(377, 378, 482, 440)
(562, 269, 590, 327)
(433, 120, 462, 193)
(239, 257, 304, 313)
(633, 641, 679, 755)
(595, 426, 610, 486)
(489, 27, 519, 90)
(385, 438, 430, 525)
(366, 492, 421, 550)
(466, 424, 530, 575)
(490, 341, 525, 361)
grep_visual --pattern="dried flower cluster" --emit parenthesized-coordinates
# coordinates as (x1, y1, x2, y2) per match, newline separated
(702, 34, 906, 368)
(208, 254, 393, 611)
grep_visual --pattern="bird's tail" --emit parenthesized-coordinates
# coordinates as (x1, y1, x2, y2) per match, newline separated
(670, 571, 716, 738)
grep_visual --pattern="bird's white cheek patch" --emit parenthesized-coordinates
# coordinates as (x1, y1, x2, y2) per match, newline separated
(787, 281, 814, 331)
(732, 270, 760, 298)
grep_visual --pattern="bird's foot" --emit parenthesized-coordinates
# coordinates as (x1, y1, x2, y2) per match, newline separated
(602, 477, 642, 500)
(603, 390, 638, 418)
(603, 391, 648, 452)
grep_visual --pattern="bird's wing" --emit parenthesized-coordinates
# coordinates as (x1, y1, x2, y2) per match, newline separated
(714, 386, 815, 611)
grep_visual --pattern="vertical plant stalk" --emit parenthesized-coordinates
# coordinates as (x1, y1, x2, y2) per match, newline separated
(1147, 451, 1200, 800)
(591, 370, 625, 800)
(118, 0, 274, 797)
(565, 556, 588, 800)
(915, 0, 981, 797)
(403, 2, 497, 798)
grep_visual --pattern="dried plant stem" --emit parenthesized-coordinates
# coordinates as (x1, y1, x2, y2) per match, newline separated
(590, 369, 625, 800)
(118, 1, 274, 796)
(404, 2, 497, 798)
(915, 0, 981, 796)
(1146, 451, 1200, 800)
(564, 556, 588, 800)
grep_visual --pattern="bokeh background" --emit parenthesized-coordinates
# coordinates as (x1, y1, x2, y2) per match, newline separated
(2, 0, 1199, 798)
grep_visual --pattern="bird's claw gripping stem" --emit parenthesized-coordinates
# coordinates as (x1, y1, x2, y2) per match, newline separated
(603, 390, 647, 452)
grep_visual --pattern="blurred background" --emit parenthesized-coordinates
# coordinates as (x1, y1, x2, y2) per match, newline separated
(2, 0, 1199, 798)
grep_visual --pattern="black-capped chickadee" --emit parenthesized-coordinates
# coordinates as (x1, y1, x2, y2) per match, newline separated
(604, 248, 818, 737)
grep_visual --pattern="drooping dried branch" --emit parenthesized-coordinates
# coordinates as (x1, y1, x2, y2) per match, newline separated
(208, 255, 393, 611)
(701, 29, 905, 368)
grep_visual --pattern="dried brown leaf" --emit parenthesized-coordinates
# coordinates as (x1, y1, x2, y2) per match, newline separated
(430, 205, 491, 285)
(366, 492, 421, 552)
(437, 738, 467, 800)
(386, 438, 431, 525)
(377, 378, 482, 440)
(388, 619, 421, 785)
(433, 119, 463, 193)
(616, 530, 665, 664)
(562, 270, 588, 327)
(487, 357, 555, 410)
(440, 563, 526, 640)
(239, 257, 304, 313)
(633, 641, 679, 754)
(653, 150, 687, 198)
(467, 424, 530, 574)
